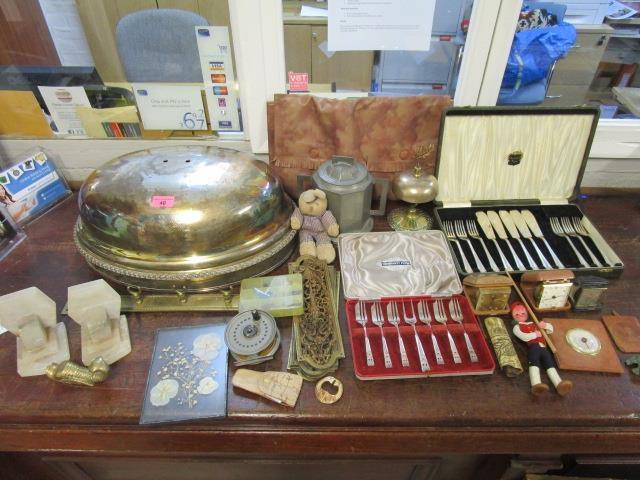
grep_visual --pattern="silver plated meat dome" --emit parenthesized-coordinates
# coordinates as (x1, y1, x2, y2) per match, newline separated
(74, 146, 296, 292)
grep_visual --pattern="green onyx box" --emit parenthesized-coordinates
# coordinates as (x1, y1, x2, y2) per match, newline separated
(238, 274, 304, 317)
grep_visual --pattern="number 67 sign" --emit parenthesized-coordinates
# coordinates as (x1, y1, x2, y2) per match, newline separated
(180, 110, 206, 130)
(132, 84, 209, 131)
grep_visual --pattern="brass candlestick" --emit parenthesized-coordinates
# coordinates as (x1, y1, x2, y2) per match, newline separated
(388, 145, 438, 231)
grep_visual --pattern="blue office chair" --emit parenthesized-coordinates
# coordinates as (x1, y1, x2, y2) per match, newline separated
(497, 3, 568, 105)
(116, 9, 208, 83)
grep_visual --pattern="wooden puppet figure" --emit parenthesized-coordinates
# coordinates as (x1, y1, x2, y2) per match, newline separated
(511, 302, 572, 396)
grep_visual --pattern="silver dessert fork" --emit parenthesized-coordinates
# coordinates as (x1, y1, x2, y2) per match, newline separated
(448, 298, 478, 363)
(466, 219, 499, 272)
(434, 299, 462, 364)
(570, 217, 606, 267)
(355, 301, 374, 367)
(402, 301, 429, 372)
(550, 217, 589, 268)
(455, 219, 487, 272)
(371, 301, 392, 368)
(387, 302, 410, 367)
(443, 220, 473, 273)
(417, 300, 444, 365)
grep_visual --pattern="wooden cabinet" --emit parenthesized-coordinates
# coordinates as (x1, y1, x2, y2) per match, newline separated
(33, 456, 444, 480)
(544, 24, 613, 106)
(284, 24, 312, 76)
(310, 25, 373, 91)
(283, 22, 373, 91)
(0, 0, 60, 66)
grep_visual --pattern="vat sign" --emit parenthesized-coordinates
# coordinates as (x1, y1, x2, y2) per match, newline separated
(288, 71, 309, 92)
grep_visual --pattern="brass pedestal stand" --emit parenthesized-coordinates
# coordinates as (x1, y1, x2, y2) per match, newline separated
(387, 204, 433, 231)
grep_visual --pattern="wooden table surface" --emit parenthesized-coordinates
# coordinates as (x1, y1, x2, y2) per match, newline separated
(0, 190, 639, 457)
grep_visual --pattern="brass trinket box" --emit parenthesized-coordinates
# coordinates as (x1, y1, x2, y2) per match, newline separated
(463, 274, 514, 315)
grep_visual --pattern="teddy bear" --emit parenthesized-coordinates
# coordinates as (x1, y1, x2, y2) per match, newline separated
(290, 189, 339, 263)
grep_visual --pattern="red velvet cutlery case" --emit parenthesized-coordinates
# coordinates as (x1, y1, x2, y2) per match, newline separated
(338, 231, 495, 380)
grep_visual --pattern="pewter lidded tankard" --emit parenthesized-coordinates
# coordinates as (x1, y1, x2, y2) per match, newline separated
(297, 156, 389, 233)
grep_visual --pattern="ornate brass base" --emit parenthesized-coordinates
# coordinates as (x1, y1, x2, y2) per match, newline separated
(387, 204, 433, 231)
(62, 290, 239, 314)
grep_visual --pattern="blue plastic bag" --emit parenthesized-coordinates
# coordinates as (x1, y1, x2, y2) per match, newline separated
(501, 23, 576, 90)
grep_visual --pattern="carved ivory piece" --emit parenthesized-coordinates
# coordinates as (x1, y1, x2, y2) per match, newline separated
(232, 369, 303, 407)
(67, 279, 131, 366)
(0, 287, 70, 377)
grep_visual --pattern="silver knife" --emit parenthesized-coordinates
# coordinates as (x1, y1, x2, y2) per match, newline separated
(520, 210, 564, 268)
(499, 210, 539, 269)
(509, 210, 552, 269)
(475, 211, 513, 271)
(487, 211, 526, 270)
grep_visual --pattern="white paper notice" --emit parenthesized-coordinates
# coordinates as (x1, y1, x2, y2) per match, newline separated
(38, 0, 94, 66)
(606, 0, 638, 20)
(38, 86, 91, 136)
(132, 84, 207, 131)
(300, 5, 328, 17)
(328, 0, 435, 51)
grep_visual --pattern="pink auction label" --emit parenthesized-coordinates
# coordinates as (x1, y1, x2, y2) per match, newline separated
(150, 195, 175, 208)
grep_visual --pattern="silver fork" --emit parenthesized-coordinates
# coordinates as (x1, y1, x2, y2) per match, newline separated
(355, 301, 374, 367)
(402, 302, 429, 372)
(434, 299, 462, 364)
(443, 220, 473, 273)
(454, 219, 486, 272)
(570, 217, 605, 267)
(417, 300, 444, 365)
(448, 298, 478, 363)
(371, 301, 392, 368)
(466, 219, 499, 272)
(550, 217, 589, 267)
(387, 302, 410, 367)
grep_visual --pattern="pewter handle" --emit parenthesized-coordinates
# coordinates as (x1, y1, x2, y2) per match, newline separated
(431, 333, 444, 365)
(447, 331, 462, 364)
(370, 177, 389, 216)
(397, 329, 409, 367)
(380, 327, 392, 368)
(364, 333, 374, 367)
(296, 174, 314, 196)
(463, 332, 478, 363)
(414, 328, 430, 372)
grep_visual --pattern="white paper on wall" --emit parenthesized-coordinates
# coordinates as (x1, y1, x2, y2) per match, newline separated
(38, 0, 94, 66)
(328, 0, 435, 52)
